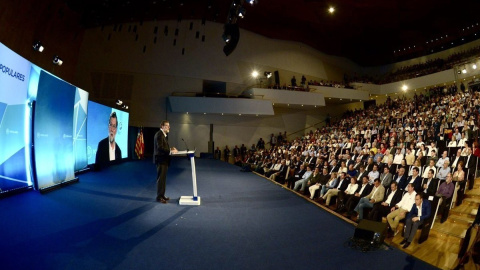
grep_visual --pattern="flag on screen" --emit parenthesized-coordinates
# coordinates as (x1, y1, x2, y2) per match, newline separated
(135, 128, 144, 159)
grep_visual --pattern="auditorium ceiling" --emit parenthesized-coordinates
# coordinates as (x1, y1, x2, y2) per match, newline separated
(63, 0, 480, 66)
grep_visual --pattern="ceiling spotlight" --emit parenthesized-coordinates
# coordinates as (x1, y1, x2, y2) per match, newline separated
(462, 68, 467, 74)
(222, 33, 231, 43)
(52, 55, 63, 66)
(251, 71, 259, 78)
(116, 100, 123, 106)
(328, 7, 335, 13)
(238, 7, 246, 18)
(248, 0, 256, 5)
(458, 69, 462, 74)
(402, 85, 408, 91)
(473, 64, 477, 70)
(264, 71, 272, 78)
(33, 41, 44, 52)
(122, 105, 129, 110)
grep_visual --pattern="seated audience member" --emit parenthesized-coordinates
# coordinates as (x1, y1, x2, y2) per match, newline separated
(286, 163, 307, 189)
(353, 178, 385, 221)
(333, 176, 358, 209)
(393, 167, 408, 190)
(293, 166, 313, 192)
(408, 160, 422, 176)
(452, 161, 466, 205)
(422, 159, 437, 178)
(368, 181, 403, 222)
(422, 169, 438, 197)
(436, 160, 451, 181)
(320, 172, 340, 197)
(408, 167, 423, 194)
(270, 159, 289, 183)
(346, 164, 358, 178)
(450, 149, 462, 169)
(400, 193, 431, 248)
(319, 172, 350, 205)
(435, 173, 455, 223)
(265, 159, 283, 178)
(338, 176, 372, 214)
(386, 183, 417, 236)
(436, 151, 449, 169)
(303, 167, 321, 194)
(356, 165, 368, 182)
(368, 164, 380, 184)
(393, 148, 404, 164)
(307, 168, 330, 199)
(405, 148, 415, 166)
(379, 167, 393, 188)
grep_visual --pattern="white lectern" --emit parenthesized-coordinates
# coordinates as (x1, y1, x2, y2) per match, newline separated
(172, 150, 201, 205)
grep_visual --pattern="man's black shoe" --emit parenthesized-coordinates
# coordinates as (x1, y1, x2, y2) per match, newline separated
(156, 198, 167, 204)
(163, 196, 170, 201)
(400, 239, 407, 245)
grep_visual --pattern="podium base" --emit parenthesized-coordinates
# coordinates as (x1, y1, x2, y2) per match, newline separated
(179, 196, 201, 206)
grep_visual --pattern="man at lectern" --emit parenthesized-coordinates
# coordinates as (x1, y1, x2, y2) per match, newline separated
(154, 120, 177, 203)
(95, 112, 122, 169)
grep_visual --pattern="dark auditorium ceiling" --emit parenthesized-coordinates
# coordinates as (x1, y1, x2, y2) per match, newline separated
(63, 0, 480, 66)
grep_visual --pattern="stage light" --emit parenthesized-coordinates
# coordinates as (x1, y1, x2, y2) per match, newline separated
(402, 85, 408, 91)
(248, 0, 255, 5)
(238, 7, 246, 18)
(457, 69, 462, 74)
(33, 41, 44, 52)
(328, 7, 335, 13)
(52, 55, 63, 66)
(473, 64, 477, 69)
(116, 100, 123, 106)
(222, 33, 231, 43)
(264, 71, 272, 78)
(252, 71, 259, 78)
(462, 68, 467, 74)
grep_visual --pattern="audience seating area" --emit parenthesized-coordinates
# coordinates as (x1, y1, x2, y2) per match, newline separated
(217, 83, 480, 259)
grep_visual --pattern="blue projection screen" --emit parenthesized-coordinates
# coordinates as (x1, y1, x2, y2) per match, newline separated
(34, 71, 76, 189)
(87, 101, 129, 165)
(74, 88, 89, 171)
(0, 43, 32, 191)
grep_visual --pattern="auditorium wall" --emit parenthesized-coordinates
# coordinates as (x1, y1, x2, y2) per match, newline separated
(74, 20, 363, 154)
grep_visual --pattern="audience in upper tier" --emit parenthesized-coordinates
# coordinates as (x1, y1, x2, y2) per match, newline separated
(218, 83, 480, 237)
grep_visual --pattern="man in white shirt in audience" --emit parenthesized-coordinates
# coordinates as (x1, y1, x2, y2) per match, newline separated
(386, 183, 417, 236)
(436, 151, 449, 169)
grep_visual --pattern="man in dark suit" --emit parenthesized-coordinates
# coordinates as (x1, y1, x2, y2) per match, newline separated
(407, 167, 423, 194)
(422, 169, 438, 197)
(400, 193, 431, 248)
(368, 181, 403, 221)
(463, 149, 477, 190)
(393, 167, 408, 190)
(154, 120, 178, 203)
(95, 111, 122, 169)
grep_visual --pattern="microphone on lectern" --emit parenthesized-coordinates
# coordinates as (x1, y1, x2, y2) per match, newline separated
(182, 138, 189, 152)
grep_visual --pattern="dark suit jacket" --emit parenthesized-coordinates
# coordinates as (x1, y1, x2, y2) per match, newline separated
(408, 175, 423, 194)
(154, 130, 170, 165)
(407, 199, 432, 221)
(95, 137, 122, 168)
(355, 183, 373, 197)
(463, 154, 477, 172)
(382, 188, 403, 206)
(393, 174, 408, 190)
(422, 178, 438, 196)
(335, 177, 350, 191)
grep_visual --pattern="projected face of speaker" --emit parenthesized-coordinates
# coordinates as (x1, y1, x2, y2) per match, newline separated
(108, 116, 117, 144)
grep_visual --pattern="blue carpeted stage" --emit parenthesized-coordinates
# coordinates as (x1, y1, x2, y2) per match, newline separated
(0, 158, 437, 269)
